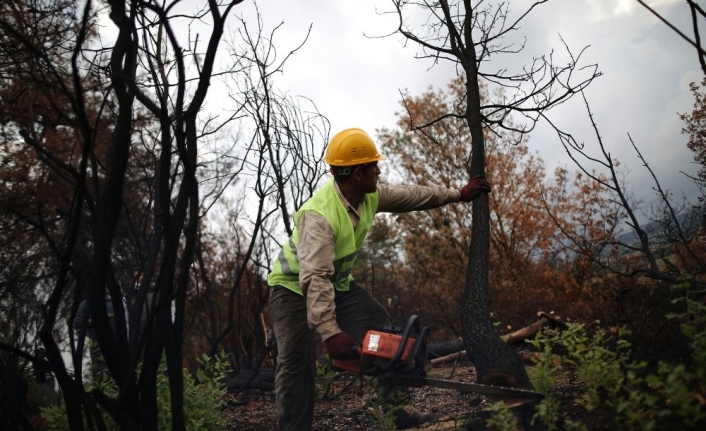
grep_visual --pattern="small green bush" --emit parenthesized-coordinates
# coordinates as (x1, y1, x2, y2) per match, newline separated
(41, 351, 231, 431)
(315, 360, 335, 399)
(371, 382, 406, 431)
(515, 284, 706, 431)
(486, 401, 518, 431)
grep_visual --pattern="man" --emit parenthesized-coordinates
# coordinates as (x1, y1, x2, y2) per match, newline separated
(267, 128, 490, 430)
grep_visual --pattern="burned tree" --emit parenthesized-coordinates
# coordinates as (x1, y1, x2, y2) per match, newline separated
(388, 0, 600, 389)
(0, 0, 248, 429)
(1, 0, 333, 428)
(192, 14, 330, 365)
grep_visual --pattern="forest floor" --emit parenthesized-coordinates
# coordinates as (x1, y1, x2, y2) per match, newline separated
(222, 357, 614, 431)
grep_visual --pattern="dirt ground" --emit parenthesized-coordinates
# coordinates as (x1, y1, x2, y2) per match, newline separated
(224, 359, 573, 431)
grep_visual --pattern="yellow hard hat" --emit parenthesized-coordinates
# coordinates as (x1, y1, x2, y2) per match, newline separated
(324, 128, 387, 167)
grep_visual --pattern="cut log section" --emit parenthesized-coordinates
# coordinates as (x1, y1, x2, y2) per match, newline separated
(504, 311, 568, 344)
(428, 338, 464, 358)
(430, 350, 467, 366)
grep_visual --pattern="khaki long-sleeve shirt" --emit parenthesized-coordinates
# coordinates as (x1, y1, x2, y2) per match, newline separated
(298, 182, 462, 341)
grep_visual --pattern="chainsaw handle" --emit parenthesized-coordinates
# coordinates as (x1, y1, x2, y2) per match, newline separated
(379, 315, 421, 373)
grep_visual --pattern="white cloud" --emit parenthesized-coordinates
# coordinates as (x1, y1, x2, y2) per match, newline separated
(582, 0, 682, 19)
(613, 0, 635, 16)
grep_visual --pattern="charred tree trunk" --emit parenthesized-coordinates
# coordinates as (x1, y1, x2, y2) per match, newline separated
(461, 37, 533, 390)
(462, 200, 532, 388)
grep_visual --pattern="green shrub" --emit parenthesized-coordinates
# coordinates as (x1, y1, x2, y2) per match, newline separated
(371, 382, 406, 431)
(315, 360, 335, 399)
(486, 401, 517, 431)
(519, 284, 706, 431)
(41, 351, 231, 431)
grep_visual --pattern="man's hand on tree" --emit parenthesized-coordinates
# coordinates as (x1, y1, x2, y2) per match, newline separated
(324, 332, 359, 360)
(460, 176, 491, 202)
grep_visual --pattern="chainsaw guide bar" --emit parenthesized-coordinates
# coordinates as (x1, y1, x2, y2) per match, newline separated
(377, 373, 545, 400)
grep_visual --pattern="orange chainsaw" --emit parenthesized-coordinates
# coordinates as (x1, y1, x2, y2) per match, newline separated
(332, 315, 544, 401)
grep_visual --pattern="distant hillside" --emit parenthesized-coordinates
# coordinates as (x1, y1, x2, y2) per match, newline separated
(611, 210, 701, 256)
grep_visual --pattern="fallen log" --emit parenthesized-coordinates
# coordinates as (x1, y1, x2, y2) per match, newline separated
(430, 350, 467, 366)
(426, 311, 573, 367)
(428, 339, 464, 358)
(224, 368, 275, 392)
(504, 311, 567, 344)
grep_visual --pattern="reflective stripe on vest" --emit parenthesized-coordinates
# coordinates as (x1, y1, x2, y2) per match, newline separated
(277, 238, 298, 275)
(267, 179, 379, 295)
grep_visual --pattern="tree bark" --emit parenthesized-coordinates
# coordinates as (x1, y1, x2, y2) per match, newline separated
(461, 30, 533, 390)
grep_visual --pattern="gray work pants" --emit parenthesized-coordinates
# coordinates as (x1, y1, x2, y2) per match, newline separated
(270, 282, 390, 431)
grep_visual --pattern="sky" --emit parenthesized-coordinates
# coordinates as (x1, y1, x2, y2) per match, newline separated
(225, 0, 704, 213)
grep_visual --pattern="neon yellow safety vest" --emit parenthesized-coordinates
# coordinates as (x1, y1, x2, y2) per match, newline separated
(267, 179, 380, 295)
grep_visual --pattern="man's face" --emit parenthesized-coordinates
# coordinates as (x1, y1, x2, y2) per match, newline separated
(356, 162, 380, 194)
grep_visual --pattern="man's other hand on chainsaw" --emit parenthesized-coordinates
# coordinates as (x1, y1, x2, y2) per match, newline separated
(325, 332, 359, 360)
(459, 176, 491, 202)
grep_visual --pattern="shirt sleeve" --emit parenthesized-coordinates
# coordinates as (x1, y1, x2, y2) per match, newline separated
(377, 183, 462, 213)
(297, 211, 341, 341)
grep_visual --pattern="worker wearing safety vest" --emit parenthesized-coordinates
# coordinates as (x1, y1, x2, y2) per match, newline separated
(267, 128, 490, 431)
